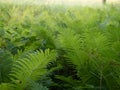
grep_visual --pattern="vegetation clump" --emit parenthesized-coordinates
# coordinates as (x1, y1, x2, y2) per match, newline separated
(0, 3, 120, 90)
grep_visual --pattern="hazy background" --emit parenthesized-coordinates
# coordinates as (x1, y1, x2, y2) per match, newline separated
(0, 0, 120, 6)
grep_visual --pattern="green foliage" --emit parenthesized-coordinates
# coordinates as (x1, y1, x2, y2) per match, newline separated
(0, 2, 120, 90)
(0, 49, 13, 83)
(0, 83, 13, 90)
(11, 49, 56, 90)
(29, 82, 48, 90)
(56, 29, 120, 90)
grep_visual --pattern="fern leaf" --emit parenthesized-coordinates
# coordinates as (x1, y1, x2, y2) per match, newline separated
(10, 49, 57, 90)
(0, 83, 14, 90)
(57, 29, 87, 68)
(30, 82, 48, 90)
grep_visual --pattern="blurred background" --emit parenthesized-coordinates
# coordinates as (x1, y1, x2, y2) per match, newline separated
(0, 0, 120, 6)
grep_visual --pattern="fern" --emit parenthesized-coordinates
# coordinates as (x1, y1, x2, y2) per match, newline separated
(57, 29, 120, 89)
(29, 82, 48, 90)
(57, 29, 84, 67)
(0, 83, 14, 90)
(10, 49, 57, 90)
(0, 49, 13, 83)
(0, 3, 120, 90)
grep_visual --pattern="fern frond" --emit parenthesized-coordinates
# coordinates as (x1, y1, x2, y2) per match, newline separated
(57, 29, 81, 51)
(107, 29, 120, 43)
(0, 83, 14, 90)
(57, 29, 86, 67)
(30, 82, 48, 90)
(10, 49, 57, 90)
(83, 30, 109, 53)
(0, 49, 13, 83)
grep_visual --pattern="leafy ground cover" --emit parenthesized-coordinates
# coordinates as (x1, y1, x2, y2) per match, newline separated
(0, 3, 120, 90)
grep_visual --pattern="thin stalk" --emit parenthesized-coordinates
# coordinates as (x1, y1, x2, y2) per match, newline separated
(100, 70, 102, 90)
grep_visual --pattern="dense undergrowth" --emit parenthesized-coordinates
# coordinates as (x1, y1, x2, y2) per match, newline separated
(0, 3, 120, 90)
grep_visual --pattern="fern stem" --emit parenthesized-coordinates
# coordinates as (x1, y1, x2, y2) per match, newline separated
(100, 69, 103, 90)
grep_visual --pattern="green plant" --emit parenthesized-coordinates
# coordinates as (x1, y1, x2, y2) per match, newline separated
(0, 2, 120, 90)
(56, 29, 120, 90)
